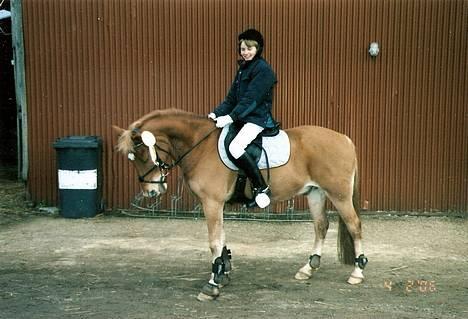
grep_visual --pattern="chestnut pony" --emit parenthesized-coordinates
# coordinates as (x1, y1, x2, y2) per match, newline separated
(113, 108, 368, 301)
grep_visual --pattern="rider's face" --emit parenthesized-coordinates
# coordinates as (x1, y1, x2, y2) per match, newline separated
(240, 41, 258, 61)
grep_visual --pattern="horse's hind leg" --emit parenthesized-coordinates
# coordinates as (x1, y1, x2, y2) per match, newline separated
(295, 188, 328, 280)
(330, 196, 368, 285)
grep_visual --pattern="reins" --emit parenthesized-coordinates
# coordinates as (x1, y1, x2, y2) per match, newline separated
(167, 126, 218, 168)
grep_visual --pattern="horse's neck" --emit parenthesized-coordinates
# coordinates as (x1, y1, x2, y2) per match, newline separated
(155, 116, 210, 157)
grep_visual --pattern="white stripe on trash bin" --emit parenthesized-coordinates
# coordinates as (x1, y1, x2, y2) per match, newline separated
(58, 169, 98, 190)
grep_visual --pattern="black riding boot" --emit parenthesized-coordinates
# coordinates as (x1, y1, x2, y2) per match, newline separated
(232, 153, 271, 208)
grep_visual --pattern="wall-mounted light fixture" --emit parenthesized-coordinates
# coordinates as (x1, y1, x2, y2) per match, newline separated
(368, 42, 379, 57)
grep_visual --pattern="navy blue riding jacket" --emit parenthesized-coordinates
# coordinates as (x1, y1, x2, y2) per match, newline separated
(213, 57, 277, 128)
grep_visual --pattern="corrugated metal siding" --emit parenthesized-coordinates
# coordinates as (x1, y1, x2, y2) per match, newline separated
(22, 0, 467, 212)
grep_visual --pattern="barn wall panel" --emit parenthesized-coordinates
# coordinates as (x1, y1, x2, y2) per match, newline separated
(22, 0, 467, 212)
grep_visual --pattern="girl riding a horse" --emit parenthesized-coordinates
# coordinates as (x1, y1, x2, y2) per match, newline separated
(208, 29, 277, 209)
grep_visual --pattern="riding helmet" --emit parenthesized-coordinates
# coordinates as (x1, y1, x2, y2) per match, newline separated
(238, 28, 264, 56)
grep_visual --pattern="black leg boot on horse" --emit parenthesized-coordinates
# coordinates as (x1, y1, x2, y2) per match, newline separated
(232, 152, 271, 208)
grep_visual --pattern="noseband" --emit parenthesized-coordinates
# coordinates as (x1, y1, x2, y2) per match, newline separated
(128, 142, 172, 184)
(129, 127, 217, 184)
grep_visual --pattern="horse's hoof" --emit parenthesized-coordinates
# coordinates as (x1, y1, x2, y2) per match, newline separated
(347, 268, 364, 285)
(217, 273, 231, 288)
(196, 283, 219, 302)
(347, 275, 364, 285)
(294, 263, 317, 280)
(197, 292, 217, 302)
(295, 270, 311, 280)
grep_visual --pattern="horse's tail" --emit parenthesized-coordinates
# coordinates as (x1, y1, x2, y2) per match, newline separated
(337, 166, 360, 265)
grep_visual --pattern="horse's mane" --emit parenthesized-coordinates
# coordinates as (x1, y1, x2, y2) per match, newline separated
(116, 108, 206, 155)
(137, 108, 202, 125)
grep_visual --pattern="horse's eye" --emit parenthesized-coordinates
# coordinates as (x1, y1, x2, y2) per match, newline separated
(128, 153, 136, 161)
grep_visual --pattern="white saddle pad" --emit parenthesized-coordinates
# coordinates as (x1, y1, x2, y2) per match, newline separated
(218, 125, 291, 171)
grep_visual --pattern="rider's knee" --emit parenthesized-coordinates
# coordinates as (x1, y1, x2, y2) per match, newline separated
(228, 141, 245, 159)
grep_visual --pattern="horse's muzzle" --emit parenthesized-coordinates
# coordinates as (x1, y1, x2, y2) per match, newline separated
(142, 183, 167, 198)
(147, 190, 158, 198)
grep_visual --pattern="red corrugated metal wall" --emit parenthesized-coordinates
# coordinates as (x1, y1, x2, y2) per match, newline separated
(22, 0, 467, 212)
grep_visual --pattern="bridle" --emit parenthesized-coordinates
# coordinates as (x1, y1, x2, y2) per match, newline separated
(128, 141, 173, 184)
(128, 127, 217, 184)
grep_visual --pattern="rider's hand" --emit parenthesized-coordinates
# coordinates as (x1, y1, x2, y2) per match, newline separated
(207, 113, 217, 121)
(215, 115, 233, 128)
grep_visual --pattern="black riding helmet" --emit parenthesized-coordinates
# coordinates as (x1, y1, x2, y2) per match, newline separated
(238, 29, 264, 57)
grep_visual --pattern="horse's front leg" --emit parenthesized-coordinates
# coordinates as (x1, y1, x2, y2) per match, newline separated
(197, 199, 231, 302)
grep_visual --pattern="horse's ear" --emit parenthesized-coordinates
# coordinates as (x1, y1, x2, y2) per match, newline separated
(112, 125, 125, 138)
(131, 121, 143, 137)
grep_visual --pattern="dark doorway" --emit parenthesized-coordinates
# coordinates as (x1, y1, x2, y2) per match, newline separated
(0, 1, 17, 180)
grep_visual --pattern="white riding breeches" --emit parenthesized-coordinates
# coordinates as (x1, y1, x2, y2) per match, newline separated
(228, 122, 264, 159)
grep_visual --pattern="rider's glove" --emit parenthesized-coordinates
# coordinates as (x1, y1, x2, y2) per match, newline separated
(215, 115, 233, 128)
(207, 113, 217, 121)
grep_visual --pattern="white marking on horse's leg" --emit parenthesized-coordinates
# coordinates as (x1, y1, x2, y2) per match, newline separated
(347, 169, 366, 285)
(312, 238, 324, 257)
(347, 238, 365, 284)
(308, 189, 328, 257)
(295, 188, 327, 280)
(354, 239, 363, 257)
(208, 273, 218, 286)
(209, 228, 226, 263)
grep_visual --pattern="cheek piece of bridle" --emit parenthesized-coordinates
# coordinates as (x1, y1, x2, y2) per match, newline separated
(127, 128, 217, 185)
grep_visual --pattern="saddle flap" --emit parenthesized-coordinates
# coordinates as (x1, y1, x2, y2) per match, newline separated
(218, 124, 291, 171)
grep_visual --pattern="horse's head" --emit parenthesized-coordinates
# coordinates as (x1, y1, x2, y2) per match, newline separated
(113, 124, 169, 198)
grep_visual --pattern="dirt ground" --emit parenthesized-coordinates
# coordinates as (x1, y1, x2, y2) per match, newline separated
(0, 181, 467, 319)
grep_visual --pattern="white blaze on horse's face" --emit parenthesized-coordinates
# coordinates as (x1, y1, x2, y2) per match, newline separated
(130, 131, 168, 198)
(141, 131, 158, 165)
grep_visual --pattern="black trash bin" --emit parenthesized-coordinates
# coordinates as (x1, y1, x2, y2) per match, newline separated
(53, 136, 103, 218)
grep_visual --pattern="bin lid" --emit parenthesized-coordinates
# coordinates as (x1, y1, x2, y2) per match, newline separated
(53, 136, 102, 149)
